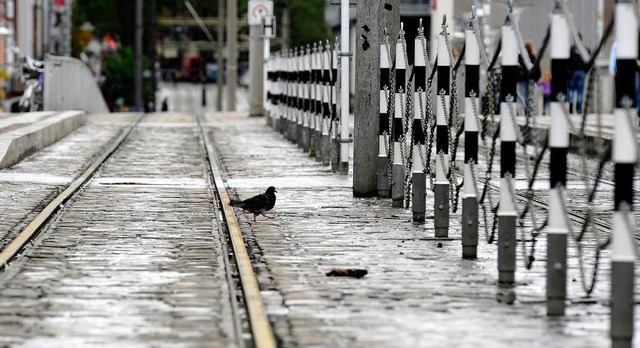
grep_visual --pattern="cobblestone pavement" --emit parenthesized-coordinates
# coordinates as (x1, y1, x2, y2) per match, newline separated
(0, 113, 236, 347)
(0, 114, 135, 253)
(207, 112, 639, 348)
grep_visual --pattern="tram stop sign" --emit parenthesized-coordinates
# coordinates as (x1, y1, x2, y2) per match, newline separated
(261, 15, 276, 38)
(248, 0, 273, 26)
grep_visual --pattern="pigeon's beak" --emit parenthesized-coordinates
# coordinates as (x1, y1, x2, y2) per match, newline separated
(275, 190, 278, 193)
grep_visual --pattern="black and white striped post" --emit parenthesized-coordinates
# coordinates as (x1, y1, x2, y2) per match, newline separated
(498, 13, 518, 287)
(314, 43, 324, 160)
(391, 25, 407, 208)
(302, 45, 312, 152)
(295, 48, 304, 147)
(331, 40, 340, 172)
(547, 1, 570, 317)
(412, 22, 428, 222)
(278, 51, 288, 134)
(611, 1, 637, 346)
(462, 15, 480, 259)
(309, 43, 319, 157)
(322, 41, 332, 165)
(285, 49, 293, 138)
(378, 31, 392, 198)
(434, 16, 450, 237)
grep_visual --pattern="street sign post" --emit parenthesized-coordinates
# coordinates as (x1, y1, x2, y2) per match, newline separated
(248, 0, 273, 26)
(261, 15, 276, 38)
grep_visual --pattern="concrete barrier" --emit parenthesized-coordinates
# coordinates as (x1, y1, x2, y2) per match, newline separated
(0, 110, 86, 168)
(44, 55, 109, 114)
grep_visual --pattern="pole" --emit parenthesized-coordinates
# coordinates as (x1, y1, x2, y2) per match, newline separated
(354, 0, 400, 195)
(149, 0, 157, 112)
(249, 24, 264, 116)
(331, 40, 339, 171)
(412, 21, 427, 222)
(216, 0, 225, 111)
(547, 1, 570, 316)
(338, 0, 350, 174)
(611, 1, 637, 346)
(302, 45, 311, 151)
(498, 11, 518, 288)
(391, 25, 406, 207)
(434, 16, 450, 237)
(462, 13, 480, 259)
(313, 43, 322, 159)
(378, 31, 391, 197)
(226, 0, 237, 111)
(322, 41, 331, 165)
(134, 0, 143, 111)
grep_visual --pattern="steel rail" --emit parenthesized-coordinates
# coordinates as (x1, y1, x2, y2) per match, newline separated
(0, 113, 145, 268)
(198, 114, 277, 348)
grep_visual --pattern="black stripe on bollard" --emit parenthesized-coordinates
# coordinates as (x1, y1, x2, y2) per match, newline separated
(393, 117, 403, 142)
(395, 71, 406, 92)
(551, 59, 569, 102)
(380, 68, 390, 90)
(615, 59, 637, 107)
(464, 132, 478, 163)
(614, 163, 635, 210)
(500, 141, 516, 178)
(550, 147, 568, 188)
(437, 66, 450, 93)
(413, 119, 425, 144)
(380, 113, 390, 134)
(436, 125, 448, 153)
(465, 65, 480, 97)
(414, 66, 426, 91)
(501, 65, 518, 101)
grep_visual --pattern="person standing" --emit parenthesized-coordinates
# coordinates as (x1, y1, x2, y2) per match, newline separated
(538, 70, 552, 115)
(568, 37, 590, 114)
(517, 41, 539, 114)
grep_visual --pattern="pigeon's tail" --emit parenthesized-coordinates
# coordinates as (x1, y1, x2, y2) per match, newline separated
(230, 200, 245, 208)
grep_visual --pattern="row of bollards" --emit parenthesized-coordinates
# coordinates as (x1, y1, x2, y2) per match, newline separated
(265, 1, 636, 346)
(265, 40, 344, 173)
(370, 1, 635, 347)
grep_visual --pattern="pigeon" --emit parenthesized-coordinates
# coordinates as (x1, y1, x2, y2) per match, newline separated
(230, 186, 277, 222)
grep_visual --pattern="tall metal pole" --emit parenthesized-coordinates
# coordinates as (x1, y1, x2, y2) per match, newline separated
(611, 1, 637, 346)
(150, 0, 157, 112)
(462, 12, 480, 259)
(227, 0, 237, 111)
(134, 0, 143, 111)
(498, 11, 518, 289)
(216, 0, 225, 111)
(338, 0, 350, 174)
(249, 23, 264, 116)
(547, 1, 570, 317)
(353, 0, 399, 196)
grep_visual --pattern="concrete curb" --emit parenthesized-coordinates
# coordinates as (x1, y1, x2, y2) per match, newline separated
(0, 110, 86, 168)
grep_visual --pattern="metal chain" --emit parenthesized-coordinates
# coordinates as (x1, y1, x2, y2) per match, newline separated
(426, 77, 436, 190)
(417, 89, 428, 169)
(471, 11, 490, 68)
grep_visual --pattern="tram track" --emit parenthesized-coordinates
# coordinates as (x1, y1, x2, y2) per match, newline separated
(0, 112, 275, 347)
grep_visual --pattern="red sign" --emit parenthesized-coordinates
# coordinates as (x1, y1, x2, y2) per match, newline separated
(55, 0, 65, 7)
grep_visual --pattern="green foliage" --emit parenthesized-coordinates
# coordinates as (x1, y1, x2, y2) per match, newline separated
(101, 46, 152, 109)
(289, 0, 329, 47)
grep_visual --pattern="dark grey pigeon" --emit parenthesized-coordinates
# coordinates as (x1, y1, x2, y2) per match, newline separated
(230, 186, 277, 222)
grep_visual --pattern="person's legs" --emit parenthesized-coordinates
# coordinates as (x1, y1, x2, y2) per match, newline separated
(568, 72, 578, 113)
(575, 71, 585, 114)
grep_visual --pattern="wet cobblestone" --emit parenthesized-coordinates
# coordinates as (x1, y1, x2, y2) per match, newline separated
(208, 112, 639, 348)
(0, 113, 236, 347)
